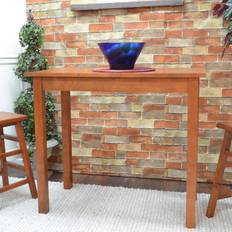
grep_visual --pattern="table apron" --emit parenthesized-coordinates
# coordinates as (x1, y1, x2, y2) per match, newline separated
(41, 77, 189, 93)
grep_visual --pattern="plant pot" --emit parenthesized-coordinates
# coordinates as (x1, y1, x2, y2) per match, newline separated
(9, 139, 58, 165)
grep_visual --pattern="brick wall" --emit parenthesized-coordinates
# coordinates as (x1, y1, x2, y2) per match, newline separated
(26, 0, 232, 182)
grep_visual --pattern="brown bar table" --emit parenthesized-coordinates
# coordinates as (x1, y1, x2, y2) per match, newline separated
(26, 67, 205, 228)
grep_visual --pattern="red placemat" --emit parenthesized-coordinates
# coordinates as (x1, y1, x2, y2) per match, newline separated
(93, 67, 155, 73)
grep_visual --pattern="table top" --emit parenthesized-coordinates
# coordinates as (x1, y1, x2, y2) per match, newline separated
(26, 67, 205, 79)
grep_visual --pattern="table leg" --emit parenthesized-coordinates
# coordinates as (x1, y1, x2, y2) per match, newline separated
(33, 78, 49, 213)
(186, 78, 199, 228)
(61, 91, 73, 189)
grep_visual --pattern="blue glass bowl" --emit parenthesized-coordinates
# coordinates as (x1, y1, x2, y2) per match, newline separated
(98, 42, 145, 70)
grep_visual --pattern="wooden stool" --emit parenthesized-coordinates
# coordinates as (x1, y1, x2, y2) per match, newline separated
(206, 122, 232, 218)
(0, 112, 37, 198)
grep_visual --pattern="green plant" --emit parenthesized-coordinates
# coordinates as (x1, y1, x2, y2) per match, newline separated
(14, 10, 59, 156)
(213, 0, 232, 56)
(15, 11, 48, 84)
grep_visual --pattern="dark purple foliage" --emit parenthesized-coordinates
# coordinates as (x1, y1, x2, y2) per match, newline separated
(213, 3, 229, 16)
(222, 31, 232, 57)
(213, 0, 232, 57)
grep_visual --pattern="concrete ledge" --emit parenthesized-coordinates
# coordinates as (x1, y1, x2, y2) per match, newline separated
(0, 57, 17, 65)
(71, 0, 184, 11)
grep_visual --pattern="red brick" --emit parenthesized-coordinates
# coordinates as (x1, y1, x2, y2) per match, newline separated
(64, 57, 85, 63)
(129, 136, 152, 144)
(27, 0, 49, 3)
(154, 121, 179, 129)
(82, 134, 101, 141)
(150, 153, 167, 159)
(167, 153, 186, 162)
(192, 55, 217, 62)
(126, 159, 139, 165)
(99, 16, 115, 23)
(55, 33, 77, 41)
(165, 30, 182, 38)
(125, 96, 138, 103)
(149, 21, 166, 29)
(118, 128, 140, 136)
(199, 105, 220, 113)
(88, 119, 104, 126)
(143, 38, 165, 46)
(154, 55, 179, 63)
(142, 144, 183, 152)
(78, 48, 100, 55)
(208, 113, 232, 121)
(195, 38, 220, 46)
(199, 122, 216, 129)
(72, 164, 90, 173)
(165, 13, 183, 21)
(61, 1, 70, 9)
(101, 143, 117, 150)
(66, 41, 87, 49)
(42, 50, 55, 56)
(167, 21, 193, 28)
(125, 22, 149, 30)
(144, 104, 165, 111)
(166, 97, 182, 104)
(127, 151, 149, 158)
(165, 114, 182, 121)
(184, 12, 208, 19)
(183, 29, 208, 38)
(44, 34, 55, 42)
(140, 13, 165, 21)
(39, 19, 56, 26)
(89, 24, 113, 32)
(166, 162, 181, 169)
(71, 103, 89, 111)
(44, 25, 64, 34)
(222, 89, 232, 97)
(105, 120, 127, 127)
(79, 111, 117, 118)
(47, 57, 54, 65)
(103, 128, 117, 135)
(164, 48, 182, 54)
(143, 168, 166, 176)
(93, 150, 115, 158)
(211, 71, 232, 78)
(71, 118, 87, 125)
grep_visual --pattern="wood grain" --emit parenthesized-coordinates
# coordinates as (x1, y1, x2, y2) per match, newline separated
(186, 78, 199, 228)
(26, 67, 205, 79)
(61, 91, 73, 189)
(33, 78, 49, 213)
(16, 122, 37, 198)
(206, 131, 232, 217)
(28, 67, 204, 228)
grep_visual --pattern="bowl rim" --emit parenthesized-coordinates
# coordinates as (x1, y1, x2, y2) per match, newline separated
(98, 42, 145, 45)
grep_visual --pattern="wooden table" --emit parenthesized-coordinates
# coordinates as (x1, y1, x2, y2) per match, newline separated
(26, 67, 204, 228)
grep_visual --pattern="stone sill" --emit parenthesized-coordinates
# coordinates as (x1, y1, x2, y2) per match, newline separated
(71, 0, 184, 11)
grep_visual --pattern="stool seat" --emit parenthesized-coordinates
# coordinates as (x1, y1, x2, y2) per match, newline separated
(0, 112, 27, 126)
(217, 122, 232, 134)
(0, 112, 37, 200)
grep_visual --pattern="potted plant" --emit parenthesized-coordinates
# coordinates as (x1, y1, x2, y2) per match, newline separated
(14, 10, 59, 162)
(213, 0, 232, 56)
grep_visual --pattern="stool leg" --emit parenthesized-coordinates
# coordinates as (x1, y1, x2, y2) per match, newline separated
(15, 123, 37, 198)
(206, 131, 232, 218)
(0, 127, 9, 186)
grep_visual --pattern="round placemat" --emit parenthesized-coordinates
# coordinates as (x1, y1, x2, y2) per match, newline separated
(93, 67, 155, 73)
